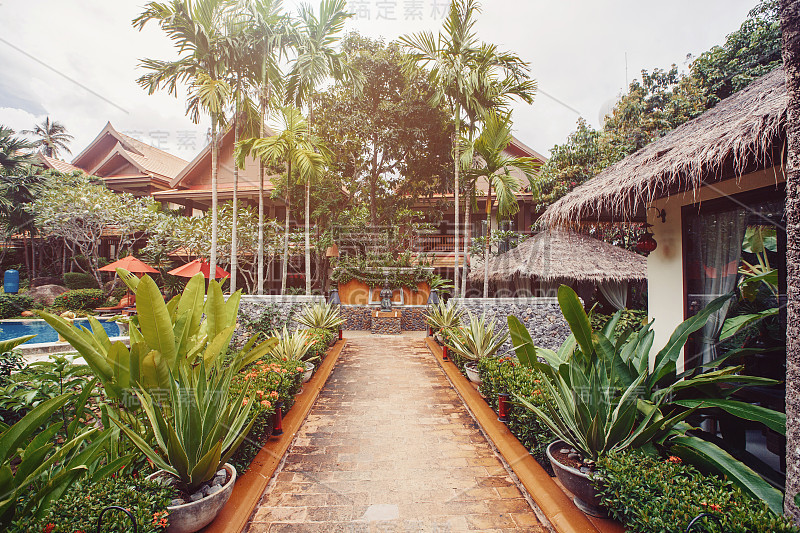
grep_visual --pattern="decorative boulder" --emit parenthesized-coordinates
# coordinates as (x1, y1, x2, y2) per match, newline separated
(28, 284, 68, 306)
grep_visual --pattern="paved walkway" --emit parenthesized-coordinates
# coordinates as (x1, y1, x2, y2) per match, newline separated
(246, 334, 547, 532)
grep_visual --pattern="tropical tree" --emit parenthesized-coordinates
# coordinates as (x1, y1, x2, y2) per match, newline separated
(0, 126, 35, 172)
(235, 106, 327, 295)
(241, 0, 294, 294)
(779, 0, 800, 520)
(401, 0, 535, 297)
(285, 0, 352, 295)
(22, 117, 74, 158)
(0, 166, 44, 280)
(133, 0, 233, 281)
(466, 111, 540, 297)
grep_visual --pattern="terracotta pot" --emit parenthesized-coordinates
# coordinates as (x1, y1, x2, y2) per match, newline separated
(148, 463, 237, 533)
(464, 361, 482, 384)
(302, 361, 315, 383)
(546, 441, 605, 517)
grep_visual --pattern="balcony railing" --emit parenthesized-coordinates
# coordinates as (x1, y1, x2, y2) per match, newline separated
(413, 234, 468, 253)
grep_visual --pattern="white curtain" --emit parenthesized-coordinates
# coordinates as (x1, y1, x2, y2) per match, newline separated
(599, 280, 629, 310)
(695, 209, 748, 364)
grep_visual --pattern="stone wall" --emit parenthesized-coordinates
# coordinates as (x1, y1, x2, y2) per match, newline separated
(451, 297, 570, 355)
(341, 305, 427, 331)
(234, 295, 324, 347)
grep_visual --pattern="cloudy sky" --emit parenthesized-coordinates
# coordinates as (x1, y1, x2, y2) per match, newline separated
(0, 0, 758, 163)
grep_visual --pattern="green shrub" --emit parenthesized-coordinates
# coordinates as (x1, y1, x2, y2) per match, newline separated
(52, 288, 105, 310)
(590, 308, 648, 333)
(244, 303, 302, 341)
(62, 271, 99, 289)
(304, 327, 335, 366)
(477, 356, 555, 468)
(12, 476, 174, 533)
(597, 451, 799, 533)
(0, 294, 33, 318)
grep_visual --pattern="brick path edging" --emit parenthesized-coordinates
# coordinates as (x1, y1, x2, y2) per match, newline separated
(203, 339, 348, 533)
(424, 337, 625, 533)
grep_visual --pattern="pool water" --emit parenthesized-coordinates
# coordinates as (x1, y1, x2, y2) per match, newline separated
(0, 319, 120, 344)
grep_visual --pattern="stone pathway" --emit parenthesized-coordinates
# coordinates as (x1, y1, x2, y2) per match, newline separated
(246, 333, 548, 532)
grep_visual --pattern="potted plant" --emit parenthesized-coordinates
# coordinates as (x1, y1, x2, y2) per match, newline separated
(509, 285, 786, 516)
(424, 300, 463, 345)
(116, 362, 254, 533)
(296, 302, 345, 345)
(446, 313, 508, 384)
(271, 326, 317, 383)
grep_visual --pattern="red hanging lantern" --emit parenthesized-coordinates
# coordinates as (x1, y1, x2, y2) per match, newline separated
(636, 225, 658, 257)
(273, 402, 284, 436)
(442, 345, 449, 361)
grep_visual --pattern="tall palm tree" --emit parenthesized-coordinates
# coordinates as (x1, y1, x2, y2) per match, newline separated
(22, 117, 73, 158)
(242, 0, 294, 294)
(467, 111, 540, 298)
(235, 106, 327, 295)
(285, 0, 352, 295)
(779, 0, 800, 519)
(402, 0, 534, 298)
(0, 126, 36, 172)
(133, 0, 233, 280)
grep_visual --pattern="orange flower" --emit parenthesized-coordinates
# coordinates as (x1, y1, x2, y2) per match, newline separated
(667, 456, 682, 464)
(242, 398, 249, 406)
(261, 400, 272, 408)
(270, 391, 279, 398)
(296, 366, 304, 372)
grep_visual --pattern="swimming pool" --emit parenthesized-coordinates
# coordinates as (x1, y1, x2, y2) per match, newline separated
(0, 319, 120, 344)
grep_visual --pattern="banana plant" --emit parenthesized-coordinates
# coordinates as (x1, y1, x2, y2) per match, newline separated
(0, 393, 115, 526)
(38, 270, 278, 402)
(509, 285, 786, 514)
(111, 362, 255, 493)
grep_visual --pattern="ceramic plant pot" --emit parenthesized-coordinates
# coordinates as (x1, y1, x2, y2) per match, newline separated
(546, 441, 605, 517)
(302, 361, 315, 383)
(148, 463, 236, 533)
(464, 361, 482, 384)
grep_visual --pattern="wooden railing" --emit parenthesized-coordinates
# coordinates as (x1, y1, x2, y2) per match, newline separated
(413, 234, 468, 253)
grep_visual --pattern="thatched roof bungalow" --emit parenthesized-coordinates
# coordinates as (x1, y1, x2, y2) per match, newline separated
(539, 66, 787, 402)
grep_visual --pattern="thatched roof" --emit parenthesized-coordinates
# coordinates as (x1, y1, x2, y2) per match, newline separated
(468, 230, 647, 283)
(540, 67, 786, 227)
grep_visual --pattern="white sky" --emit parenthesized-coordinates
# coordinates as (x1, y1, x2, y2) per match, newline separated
(0, 0, 757, 163)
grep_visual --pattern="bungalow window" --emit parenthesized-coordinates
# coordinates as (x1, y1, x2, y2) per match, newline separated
(682, 186, 786, 471)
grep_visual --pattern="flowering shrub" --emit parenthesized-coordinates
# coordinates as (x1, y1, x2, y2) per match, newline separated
(477, 356, 555, 469)
(228, 357, 305, 472)
(304, 328, 336, 366)
(11, 476, 174, 533)
(597, 451, 799, 533)
(52, 289, 105, 310)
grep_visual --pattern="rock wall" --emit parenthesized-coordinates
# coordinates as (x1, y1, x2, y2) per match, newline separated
(234, 295, 324, 347)
(341, 305, 427, 331)
(451, 298, 570, 355)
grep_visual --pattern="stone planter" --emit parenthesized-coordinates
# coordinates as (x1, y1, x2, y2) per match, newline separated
(115, 320, 129, 335)
(302, 361, 315, 383)
(148, 463, 237, 533)
(546, 441, 605, 517)
(464, 361, 481, 384)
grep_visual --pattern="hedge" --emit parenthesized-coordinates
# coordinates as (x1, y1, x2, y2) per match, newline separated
(52, 289, 105, 310)
(597, 450, 798, 533)
(62, 272, 99, 290)
(0, 294, 34, 319)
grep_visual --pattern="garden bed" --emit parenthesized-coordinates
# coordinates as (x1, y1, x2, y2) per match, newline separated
(203, 338, 348, 533)
(424, 336, 624, 533)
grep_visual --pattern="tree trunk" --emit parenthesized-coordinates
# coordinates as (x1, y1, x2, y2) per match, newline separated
(21, 233, 30, 280)
(304, 102, 315, 296)
(281, 162, 291, 296)
(453, 107, 461, 296)
(257, 86, 268, 295)
(780, 0, 800, 521)
(210, 116, 219, 281)
(483, 187, 492, 298)
(462, 184, 472, 298)
(231, 92, 240, 293)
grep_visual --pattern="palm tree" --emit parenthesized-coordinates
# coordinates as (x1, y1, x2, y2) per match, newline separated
(285, 0, 352, 295)
(779, 0, 800, 519)
(133, 0, 233, 280)
(22, 117, 74, 158)
(241, 0, 294, 294)
(467, 111, 540, 298)
(235, 106, 327, 295)
(0, 126, 36, 172)
(402, 0, 534, 298)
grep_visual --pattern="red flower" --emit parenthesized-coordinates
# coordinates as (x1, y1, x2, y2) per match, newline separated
(44, 524, 55, 533)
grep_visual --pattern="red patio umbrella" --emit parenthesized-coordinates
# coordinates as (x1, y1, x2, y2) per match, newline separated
(168, 258, 230, 279)
(99, 255, 159, 274)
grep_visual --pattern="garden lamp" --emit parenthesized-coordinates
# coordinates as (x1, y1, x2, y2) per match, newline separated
(636, 224, 658, 257)
(498, 392, 511, 423)
(442, 344, 449, 361)
(265, 369, 286, 436)
(427, 289, 439, 306)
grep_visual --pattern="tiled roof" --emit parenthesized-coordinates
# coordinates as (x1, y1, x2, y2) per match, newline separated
(37, 153, 83, 174)
(116, 132, 189, 181)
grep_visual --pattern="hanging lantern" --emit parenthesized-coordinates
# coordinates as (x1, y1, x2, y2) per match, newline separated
(636, 225, 658, 257)
(498, 393, 511, 423)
